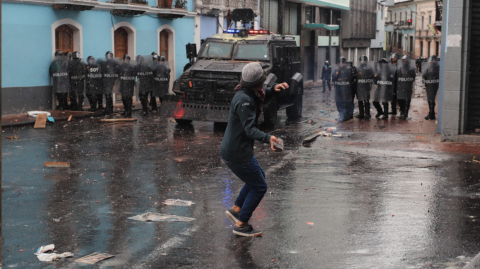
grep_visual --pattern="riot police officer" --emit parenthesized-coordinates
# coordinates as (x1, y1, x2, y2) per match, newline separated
(348, 61, 358, 117)
(119, 54, 136, 117)
(373, 58, 395, 119)
(321, 60, 332, 93)
(152, 56, 171, 109)
(389, 53, 399, 115)
(65, 52, 73, 62)
(423, 55, 440, 120)
(136, 55, 155, 116)
(49, 50, 70, 110)
(332, 57, 354, 123)
(397, 55, 416, 119)
(68, 51, 86, 111)
(86, 56, 103, 111)
(101, 51, 119, 114)
(356, 55, 374, 119)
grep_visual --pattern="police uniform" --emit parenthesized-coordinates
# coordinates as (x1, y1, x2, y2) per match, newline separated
(50, 51, 70, 110)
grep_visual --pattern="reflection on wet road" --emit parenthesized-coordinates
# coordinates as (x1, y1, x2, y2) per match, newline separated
(2, 88, 480, 268)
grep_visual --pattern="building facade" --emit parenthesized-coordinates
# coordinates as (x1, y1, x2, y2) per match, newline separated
(386, 0, 417, 58)
(414, 0, 441, 58)
(1, 0, 196, 115)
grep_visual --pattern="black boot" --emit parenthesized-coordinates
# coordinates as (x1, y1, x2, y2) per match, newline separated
(425, 101, 436, 120)
(381, 102, 389, 119)
(399, 100, 406, 119)
(86, 94, 96, 112)
(150, 92, 158, 111)
(140, 93, 149, 116)
(104, 94, 113, 114)
(68, 92, 77, 111)
(77, 94, 84, 111)
(405, 100, 411, 119)
(96, 94, 104, 109)
(121, 97, 127, 116)
(356, 101, 365, 119)
(389, 93, 397, 115)
(364, 102, 371, 119)
(373, 102, 383, 118)
(125, 97, 133, 118)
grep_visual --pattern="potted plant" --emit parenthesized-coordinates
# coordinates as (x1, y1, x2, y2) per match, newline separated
(174, 0, 186, 9)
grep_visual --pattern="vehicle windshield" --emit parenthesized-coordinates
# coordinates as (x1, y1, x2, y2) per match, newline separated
(198, 42, 233, 59)
(234, 43, 269, 61)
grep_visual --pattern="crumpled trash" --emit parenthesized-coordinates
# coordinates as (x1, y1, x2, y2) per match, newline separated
(163, 199, 195, 206)
(129, 212, 195, 222)
(35, 244, 74, 262)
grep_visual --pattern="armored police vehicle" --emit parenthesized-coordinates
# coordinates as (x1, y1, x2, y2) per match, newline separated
(160, 13, 303, 128)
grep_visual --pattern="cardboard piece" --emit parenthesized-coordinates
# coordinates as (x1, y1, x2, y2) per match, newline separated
(163, 199, 195, 206)
(34, 114, 47, 129)
(129, 212, 195, 222)
(75, 252, 114, 264)
(44, 162, 70, 168)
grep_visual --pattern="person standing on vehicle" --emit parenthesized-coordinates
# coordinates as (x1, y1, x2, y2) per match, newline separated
(332, 57, 354, 123)
(423, 55, 440, 120)
(50, 50, 70, 110)
(136, 55, 154, 116)
(68, 51, 86, 111)
(356, 56, 374, 119)
(152, 56, 171, 109)
(86, 56, 103, 111)
(389, 53, 399, 115)
(101, 51, 120, 114)
(321, 61, 332, 93)
(396, 56, 416, 119)
(119, 54, 136, 117)
(222, 62, 288, 237)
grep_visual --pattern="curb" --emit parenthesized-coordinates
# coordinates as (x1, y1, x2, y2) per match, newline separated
(1, 108, 142, 129)
(464, 252, 480, 269)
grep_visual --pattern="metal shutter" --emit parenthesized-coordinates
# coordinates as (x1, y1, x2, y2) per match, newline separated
(261, 0, 278, 33)
(467, 1, 480, 132)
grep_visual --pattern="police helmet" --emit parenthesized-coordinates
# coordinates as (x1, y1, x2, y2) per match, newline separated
(339, 57, 347, 64)
(123, 54, 131, 61)
(359, 55, 368, 62)
(151, 52, 158, 56)
(324, 60, 329, 66)
(66, 52, 72, 60)
(87, 56, 95, 65)
(54, 50, 63, 57)
(73, 51, 80, 60)
(429, 55, 438, 62)
(137, 55, 144, 63)
(105, 51, 114, 59)
(159, 56, 166, 62)
(390, 53, 398, 63)
(378, 58, 389, 64)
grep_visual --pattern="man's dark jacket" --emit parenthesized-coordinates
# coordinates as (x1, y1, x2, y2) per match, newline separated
(220, 84, 276, 163)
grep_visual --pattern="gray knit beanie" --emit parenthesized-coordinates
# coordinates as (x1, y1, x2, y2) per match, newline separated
(240, 62, 267, 88)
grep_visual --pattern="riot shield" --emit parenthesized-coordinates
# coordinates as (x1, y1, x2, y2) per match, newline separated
(85, 56, 104, 95)
(373, 62, 396, 103)
(332, 63, 353, 103)
(422, 60, 440, 101)
(396, 59, 416, 100)
(152, 61, 171, 98)
(136, 55, 155, 95)
(49, 57, 70, 94)
(355, 61, 376, 101)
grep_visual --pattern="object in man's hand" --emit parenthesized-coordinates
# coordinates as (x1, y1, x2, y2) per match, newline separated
(273, 138, 284, 152)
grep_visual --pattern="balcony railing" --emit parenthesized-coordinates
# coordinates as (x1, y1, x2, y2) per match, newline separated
(111, 0, 148, 5)
(201, 0, 258, 11)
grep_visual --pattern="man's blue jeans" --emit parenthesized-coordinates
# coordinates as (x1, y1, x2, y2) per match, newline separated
(223, 157, 267, 223)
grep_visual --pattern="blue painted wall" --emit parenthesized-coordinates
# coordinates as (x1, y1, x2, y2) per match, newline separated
(1, 2, 194, 88)
(200, 15, 217, 40)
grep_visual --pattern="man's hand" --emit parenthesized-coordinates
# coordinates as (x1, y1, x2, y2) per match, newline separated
(274, 83, 289, 92)
(270, 136, 280, 151)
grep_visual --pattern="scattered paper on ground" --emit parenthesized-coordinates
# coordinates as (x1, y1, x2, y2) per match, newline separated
(129, 212, 195, 222)
(6, 136, 19, 139)
(34, 114, 47, 129)
(75, 252, 114, 264)
(307, 222, 314, 225)
(163, 199, 195, 206)
(47, 116, 55, 122)
(35, 244, 74, 262)
(44, 162, 70, 168)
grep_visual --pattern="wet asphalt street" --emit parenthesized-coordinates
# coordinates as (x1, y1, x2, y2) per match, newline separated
(2, 86, 480, 269)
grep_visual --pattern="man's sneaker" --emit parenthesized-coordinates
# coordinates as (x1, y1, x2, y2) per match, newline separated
(233, 224, 262, 237)
(225, 209, 239, 225)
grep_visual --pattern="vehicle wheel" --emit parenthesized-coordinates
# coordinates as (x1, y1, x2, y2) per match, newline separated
(263, 96, 278, 128)
(175, 119, 193, 125)
(286, 93, 303, 119)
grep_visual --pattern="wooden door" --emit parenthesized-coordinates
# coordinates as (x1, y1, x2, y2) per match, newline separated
(114, 27, 129, 59)
(160, 30, 169, 61)
(55, 25, 73, 54)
